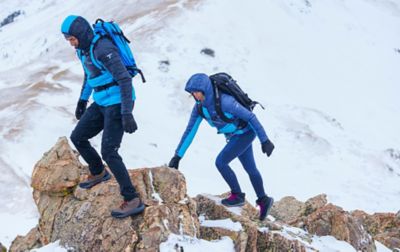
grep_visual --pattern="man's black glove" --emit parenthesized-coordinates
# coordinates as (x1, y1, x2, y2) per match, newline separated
(122, 114, 138, 133)
(75, 100, 87, 120)
(168, 155, 181, 169)
(261, 139, 275, 157)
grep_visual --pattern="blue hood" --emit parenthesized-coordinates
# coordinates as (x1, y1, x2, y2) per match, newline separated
(61, 15, 94, 51)
(185, 73, 214, 106)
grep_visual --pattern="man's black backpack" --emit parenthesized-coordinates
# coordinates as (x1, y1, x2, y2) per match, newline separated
(197, 72, 264, 125)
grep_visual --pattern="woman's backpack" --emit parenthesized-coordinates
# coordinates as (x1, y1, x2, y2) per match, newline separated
(197, 72, 265, 124)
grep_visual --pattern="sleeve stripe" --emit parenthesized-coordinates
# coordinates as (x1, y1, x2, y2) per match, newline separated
(177, 116, 202, 157)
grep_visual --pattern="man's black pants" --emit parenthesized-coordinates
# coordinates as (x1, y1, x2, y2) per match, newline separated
(70, 103, 137, 201)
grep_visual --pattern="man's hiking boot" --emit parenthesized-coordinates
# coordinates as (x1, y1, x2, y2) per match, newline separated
(79, 169, 112, 189)
(111, 197, 145, 218)
(221, 192, 246, 207)
(256, 196, 274, 221)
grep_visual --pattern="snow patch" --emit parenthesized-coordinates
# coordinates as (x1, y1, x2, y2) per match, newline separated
(199, 215, 243, 232)
(160, 233, 235, 252)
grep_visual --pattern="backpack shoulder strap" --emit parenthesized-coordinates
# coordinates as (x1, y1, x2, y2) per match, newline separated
(212, 83, 235, 123)
(88, 34, 105, 71)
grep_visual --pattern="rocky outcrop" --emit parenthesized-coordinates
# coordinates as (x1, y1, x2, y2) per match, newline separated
(8, 226, 41, 252)
(9, 137, 399, 251)
(271, 194, 398, 252)
(195, 194, 315, 252)
(352, 210, 400, 250)
(304, 203, 375, 251)
(10, 137, 199, 252)
(270, 194, 327, 226)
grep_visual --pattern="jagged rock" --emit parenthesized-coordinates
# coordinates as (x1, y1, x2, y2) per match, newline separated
(194, 193, 260, 252)
(304, 194, 327, 215)
(270, 194, 327, 226)
(273, 195, 377, 252)
(305, 204, 375, 251)
(195, 194, 312, 252)
(270, 196, 306, 224)
(257, 231, 314, 252)
(10, 138, 199, 252)
(352, 210, 400, 250)
(199, 226, 241, 243)
(10, 138, 398, 251)
(9, 226, 41, 252)
(31, 136, 84, 194)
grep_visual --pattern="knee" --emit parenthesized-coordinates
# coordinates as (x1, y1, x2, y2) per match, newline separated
(215, 155, 226, 170)
(244, 165, 260, 177)
(70, 130, 80, 146)
(246, 169, 260, 177)
(101, 147, 111, 162)
(101, 146, 118, 162)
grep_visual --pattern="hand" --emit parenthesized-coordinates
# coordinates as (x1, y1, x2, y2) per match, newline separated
(75, 100, 87, 120)
(122, 114, 138, 133)
(261, 140, 275, 157)
(168, 155, 181, 169)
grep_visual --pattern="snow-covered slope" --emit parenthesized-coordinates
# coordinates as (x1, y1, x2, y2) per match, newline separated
(0, 0, 399, 249)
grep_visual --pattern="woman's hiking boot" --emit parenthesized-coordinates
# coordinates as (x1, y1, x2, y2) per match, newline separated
(256, 196, 274, 221)
(221, 192, 246, 207)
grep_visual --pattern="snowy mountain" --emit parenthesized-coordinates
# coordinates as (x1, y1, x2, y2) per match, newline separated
(0, 0, 399, 250)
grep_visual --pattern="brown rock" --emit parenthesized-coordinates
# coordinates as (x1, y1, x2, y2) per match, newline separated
(352, 210, 400, 250)
(270, 194, 328, 228)
(270, 196, 306, 224)
(195, 194, 262, 251)
(10, 138, 199, 252)
(305, 204, 375, 251)
(150, 167, 187, 203)
(257, 231, 314, 252)
(200, 226, 240, 242)
(31, 137, 84, 194)
(304, 194, 327, 215)
(11, 138, 399, 251)
(195, 194, 317, 252)
(47, 169, 198, 252)
(9, 226, 41, 252)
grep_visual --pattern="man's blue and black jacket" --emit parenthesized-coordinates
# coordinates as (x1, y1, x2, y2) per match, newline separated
(61, 15, 134, 115)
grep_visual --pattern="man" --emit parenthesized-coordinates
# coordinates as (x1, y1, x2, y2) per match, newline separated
(61, 15, 144, 218)
(169, 73, 275, 220)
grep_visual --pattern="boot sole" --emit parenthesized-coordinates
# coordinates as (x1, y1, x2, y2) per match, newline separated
(111, 203, 145, 218)
(260, 197, 274, 221)
(221, 201, 245, 207)
(79, 172, 112, 189)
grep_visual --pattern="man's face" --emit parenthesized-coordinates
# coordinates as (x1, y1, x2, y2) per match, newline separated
(65, 36, 79, 48)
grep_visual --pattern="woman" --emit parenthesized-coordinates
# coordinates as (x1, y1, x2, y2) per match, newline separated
(168, 73, 275, 220)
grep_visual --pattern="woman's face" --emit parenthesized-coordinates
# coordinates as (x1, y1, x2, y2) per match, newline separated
(192, 91, 205, 102)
